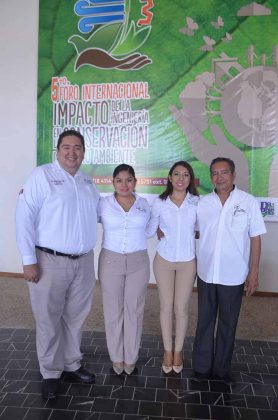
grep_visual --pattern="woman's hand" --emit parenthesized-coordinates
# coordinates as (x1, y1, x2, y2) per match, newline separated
(157, 227, 165, 240)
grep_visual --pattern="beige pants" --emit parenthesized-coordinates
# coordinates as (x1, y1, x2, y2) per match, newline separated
(98, 249, 150, 365)
(28, 249, 95, 379)
(153, 253, 196, 351)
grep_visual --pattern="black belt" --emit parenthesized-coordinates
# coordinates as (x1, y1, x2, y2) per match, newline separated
(35, 246, 86, 259)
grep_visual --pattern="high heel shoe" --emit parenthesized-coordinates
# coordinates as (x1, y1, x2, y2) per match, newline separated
(162, 351, 173, 374)
(173, 351, 183, 374)
(162, 364, 173, 374)
(124, 363, 135, 375)
(112, 362, 124, 375)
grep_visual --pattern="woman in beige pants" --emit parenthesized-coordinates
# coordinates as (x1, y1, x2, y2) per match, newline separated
(98, 164, 150, 375)
(147, 161, 199, 374)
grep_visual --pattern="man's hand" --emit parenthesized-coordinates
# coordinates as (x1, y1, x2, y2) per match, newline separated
(23, 264, 39, 283)
(245, 235, 261, 297)
(245, 269, 258, 297)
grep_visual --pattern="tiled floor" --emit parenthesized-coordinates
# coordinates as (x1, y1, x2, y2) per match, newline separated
(0, 329, 278, 419)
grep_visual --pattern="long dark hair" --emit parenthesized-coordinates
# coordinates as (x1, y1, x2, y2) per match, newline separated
(159, 161, 199, 200)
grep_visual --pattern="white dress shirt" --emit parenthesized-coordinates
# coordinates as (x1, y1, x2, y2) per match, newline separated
(146, 193, 199, 262)
(16, 161, 100, 265)
(98, 194, 150, 253)
(197, 186, 266, 286)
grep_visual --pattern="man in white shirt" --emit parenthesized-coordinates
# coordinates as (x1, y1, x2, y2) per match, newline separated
(192, 157, 266, 384)
(16, 130, 99, 399)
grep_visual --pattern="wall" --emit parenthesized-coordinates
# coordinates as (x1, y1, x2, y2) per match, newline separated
(0, 0, 277, 292)
(0, 0, 38, 273)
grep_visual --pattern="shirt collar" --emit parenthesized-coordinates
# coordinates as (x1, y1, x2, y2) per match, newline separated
(166, 191, 192, 205)
(213, 184, 236, 196)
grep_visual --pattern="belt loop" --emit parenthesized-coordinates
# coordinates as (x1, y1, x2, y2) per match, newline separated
(54, 250, 57, 256)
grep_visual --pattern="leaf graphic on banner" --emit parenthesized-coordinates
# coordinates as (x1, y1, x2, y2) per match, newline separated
(111, 21, 152, 56)
(68, 23, 123, 55)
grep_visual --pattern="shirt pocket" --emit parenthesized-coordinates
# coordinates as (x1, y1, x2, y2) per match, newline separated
(130, 251, 150, 276)
(36, 249, 68, 269)
(98, 250, 124, 277)
(231, 212, 249, 232)
(134, 251, 149, 264)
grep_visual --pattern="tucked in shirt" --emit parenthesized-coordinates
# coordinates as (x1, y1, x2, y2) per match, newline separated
(16, 161, 100, 265)
(98, 194, 150, 253)
(146, 193, 199, 262)
(197, 186, 266, 286)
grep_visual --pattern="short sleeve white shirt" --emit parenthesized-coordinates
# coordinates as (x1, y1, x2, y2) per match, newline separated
(16, 161, 100, 265)
(197, 187, 266, 285)
(146, 193, 199, 262)
(98, 194, 150, 253)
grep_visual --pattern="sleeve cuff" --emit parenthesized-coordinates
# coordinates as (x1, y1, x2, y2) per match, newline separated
(22, 255, 37, 265)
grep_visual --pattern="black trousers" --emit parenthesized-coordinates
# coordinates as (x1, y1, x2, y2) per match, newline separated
(192, 277, 244, 376)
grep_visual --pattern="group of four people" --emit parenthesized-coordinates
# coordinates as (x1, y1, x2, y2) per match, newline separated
(16, 129, 266, 399)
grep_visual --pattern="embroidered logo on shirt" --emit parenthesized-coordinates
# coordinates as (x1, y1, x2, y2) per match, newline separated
(84, 178, 93, 184)
(233, 204, 246, 216)
(136, 206, 147, 212)
(187, 196, 199, 206)
(50, 180, 65, 185)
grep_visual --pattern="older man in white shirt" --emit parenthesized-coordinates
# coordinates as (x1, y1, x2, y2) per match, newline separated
(16, 130, 99, 399)
(192, 157, 266, 384)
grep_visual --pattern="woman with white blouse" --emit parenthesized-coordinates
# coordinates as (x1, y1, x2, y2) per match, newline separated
(98, 164, 150, 375)
(147, 161, 199, 374)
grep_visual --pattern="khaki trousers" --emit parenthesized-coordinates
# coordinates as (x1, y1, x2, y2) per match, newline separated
(98, 249, 150, 364)
(153, 253, 196, 351)
(28, 249, 95, 379)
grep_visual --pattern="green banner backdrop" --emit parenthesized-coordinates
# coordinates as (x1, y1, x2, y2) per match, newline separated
(38, 0, 278, 219)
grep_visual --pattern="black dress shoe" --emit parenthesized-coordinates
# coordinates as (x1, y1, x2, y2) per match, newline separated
(193, 371, 211, 382)
(42, 378, 59, 399)
(63, 367, 95, 383)
(214, 373, 235, 385)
